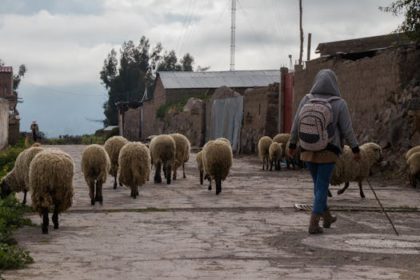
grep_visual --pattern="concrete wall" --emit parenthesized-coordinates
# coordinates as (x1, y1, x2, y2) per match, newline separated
(0, 71, 13, 99)
(0, 98, 9, 150)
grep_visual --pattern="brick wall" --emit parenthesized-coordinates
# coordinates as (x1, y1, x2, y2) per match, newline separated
(241, 86, 279, 153)
(293, 47, 406, 142)
(0, 98, 9, 150)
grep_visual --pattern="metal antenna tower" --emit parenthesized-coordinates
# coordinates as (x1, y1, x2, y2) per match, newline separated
(230, 0, 236, 71)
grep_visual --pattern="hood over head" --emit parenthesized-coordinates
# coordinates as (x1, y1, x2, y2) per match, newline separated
(309, 69, 340, 97)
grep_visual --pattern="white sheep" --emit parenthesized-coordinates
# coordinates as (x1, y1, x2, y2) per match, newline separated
(258, 136, 272, 170)
(196, 150, 210, 187)
(407, 152, 420, 188)
(118, 142, 151, 198)
(104, 136, 129, 189)
(202, 139, 233, 195)
(170, 133, 191, 180)
(149, 134, 176, 185)
(332, 142, 383, 198)
(405, 145, 420, 160)
(268, 142, 282, 171)
(0, 146, 44, 204)
(29, 149, 74, 234)
(81, 144, 111, 205)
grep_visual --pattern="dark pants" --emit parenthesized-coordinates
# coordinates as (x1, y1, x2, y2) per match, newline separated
(306, 162, 335, 215)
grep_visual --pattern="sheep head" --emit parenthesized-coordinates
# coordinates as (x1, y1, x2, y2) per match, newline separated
(0, 179, 12, 198)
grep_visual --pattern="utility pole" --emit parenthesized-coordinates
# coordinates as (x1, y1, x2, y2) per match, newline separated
(230, 0, 236, 71)
(298, 0, 303, 66)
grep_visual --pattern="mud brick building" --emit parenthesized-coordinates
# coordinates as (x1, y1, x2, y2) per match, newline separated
(0, 66, 20, 146)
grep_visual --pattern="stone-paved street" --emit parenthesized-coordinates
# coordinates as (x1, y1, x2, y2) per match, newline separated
(4, 145, 420, 280)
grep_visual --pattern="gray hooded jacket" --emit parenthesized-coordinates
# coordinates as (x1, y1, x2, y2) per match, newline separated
(289, 69, 359, 154)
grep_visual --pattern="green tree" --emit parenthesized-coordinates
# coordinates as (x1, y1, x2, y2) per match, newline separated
(380, 0, 420, 41)
(180, 53, 194, 71)
(100, 36, 196, 126)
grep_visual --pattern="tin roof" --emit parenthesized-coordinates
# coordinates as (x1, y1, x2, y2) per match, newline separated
(0, 66, 13, 73)
(157, 70, 280, 89)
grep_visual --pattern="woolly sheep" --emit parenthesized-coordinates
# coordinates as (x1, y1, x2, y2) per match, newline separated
(196, 151, 210, 186)
(202, 139, 233, 195)
(405, 145, 420, 160)
(118, 142, 151, 198)
(104, 136, 129, 189)
(217, 137, 231, 145)
(273, 133, 290, 147)
(149, 134, 176, 185)
(170, 133, 191, 180)
(81, 144, 111, 205)
(332, 142, 383, 198)
(258, 136, 272, 170)
(407, 152, 420, 188)
(0, 146, 44, 204)
(29, 149, 74, 234)
(269, 142, 282, 171)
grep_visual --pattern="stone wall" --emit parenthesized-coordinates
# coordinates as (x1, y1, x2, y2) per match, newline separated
(122, 108, 141, 141)
(241, 86, 279, 154)
(0, 98, 9, 150)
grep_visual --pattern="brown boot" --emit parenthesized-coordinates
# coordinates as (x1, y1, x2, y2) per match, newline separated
(308, 213, 323, 234)
(322, 209, 337, 228)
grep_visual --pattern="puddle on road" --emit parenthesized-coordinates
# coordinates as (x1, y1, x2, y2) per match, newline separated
(302, 234, 420, 254)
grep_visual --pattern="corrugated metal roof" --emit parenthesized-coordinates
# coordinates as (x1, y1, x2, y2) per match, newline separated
(158, 70, 280, 89)
(0, 66, 13, 73)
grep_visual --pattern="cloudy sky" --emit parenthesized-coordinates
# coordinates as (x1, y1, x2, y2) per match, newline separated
(0, 0, 403, 137)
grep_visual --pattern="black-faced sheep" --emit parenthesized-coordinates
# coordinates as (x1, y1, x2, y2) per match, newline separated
(29, 149, 74, 234)
(258, 136, 272, 170)
(202, 139, 233, 195)
(81, 144, 110, 205)
(118, 142, 151, 198)
(0, 146, 44, 204)
(104, 136, 129, 189)
(332, 142, 383, 198)
(149, 135, 176, 185)
(170, 133, 191, 180)
(269, 142, 282, 171)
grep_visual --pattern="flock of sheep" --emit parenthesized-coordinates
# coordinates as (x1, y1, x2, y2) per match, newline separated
(1, 130, 418, 234)
(258, 133, 384, 198)
(0, 133, 233, 234)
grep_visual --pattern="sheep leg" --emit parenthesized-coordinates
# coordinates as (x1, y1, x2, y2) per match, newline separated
(337, 182, 350, 195)
(154, 162, 162, 183)
(269, 160, 273, 171)
(215, 177, 222, 195)
(277, 160, 282, 171)
(42, 207, 49, 234)
(205, 175, 212, 190)
(183, 163, 186, 179)
(409, 174, 416, 188)
(52, 205, 59, 229)
(200, 170, 204, 185)
(95, 180, 103, 205)
(172, 167, 177, 181)
(89, 181, 95, 205)
(166, 164, 172, 185)
(113, 175, 117, 189)
(358, 181, 365, 198)
(22, 190, 27, 205)
(119, 180, 123, 187)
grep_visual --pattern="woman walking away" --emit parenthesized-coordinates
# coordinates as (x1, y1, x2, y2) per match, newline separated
(288, 69, 360, 234)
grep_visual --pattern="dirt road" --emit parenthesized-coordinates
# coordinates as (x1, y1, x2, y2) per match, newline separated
(5, 145, 420, 280)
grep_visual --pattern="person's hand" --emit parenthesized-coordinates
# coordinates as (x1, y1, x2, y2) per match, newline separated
(288, 148, 296, 158)
(353, 152, 361, 161)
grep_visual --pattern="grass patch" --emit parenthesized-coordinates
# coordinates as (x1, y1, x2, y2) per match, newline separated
(0, 196, 33, 271)
(0, 142, 34, 271)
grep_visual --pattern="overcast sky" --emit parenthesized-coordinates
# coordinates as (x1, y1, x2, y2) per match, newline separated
(0, 0, 403, 137)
